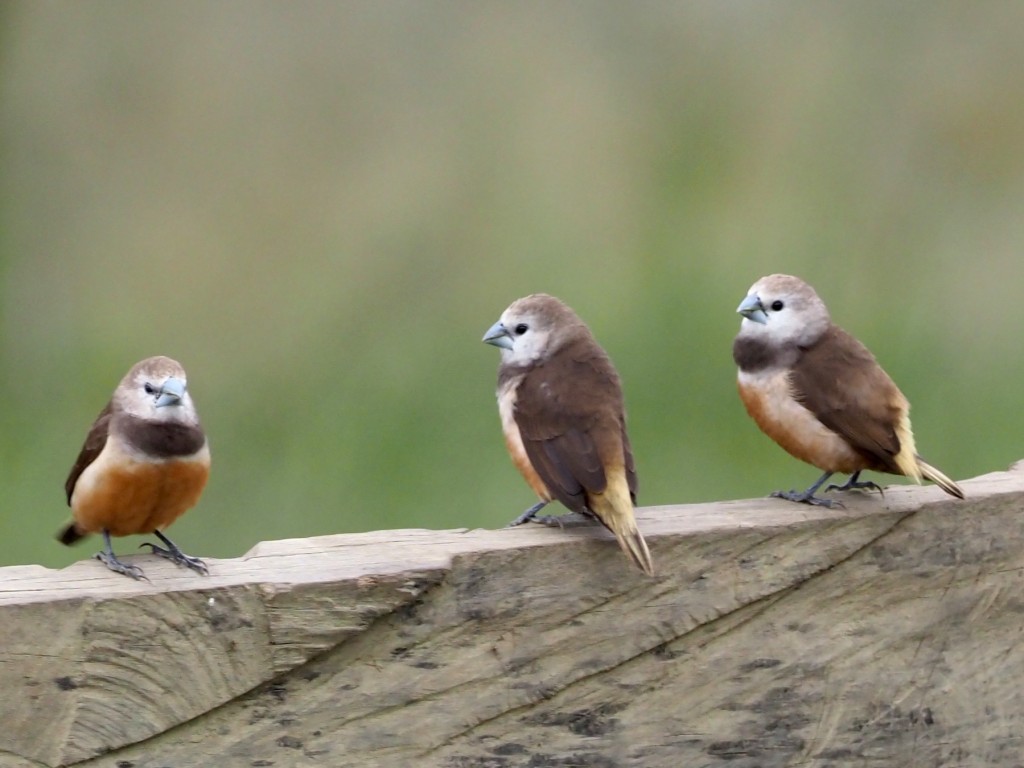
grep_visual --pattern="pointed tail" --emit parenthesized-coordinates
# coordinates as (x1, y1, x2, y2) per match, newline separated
(614, 519, 655, 577)
(589, 490, 655, 576)
(917, 457, 965, 499)
(56, 521, 85, 546)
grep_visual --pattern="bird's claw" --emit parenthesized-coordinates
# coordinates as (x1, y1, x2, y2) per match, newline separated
(96, 550, 148, 581)
(825, 480, 884, 496)
(505, 500, 550, 528)
(507, 512, 566, 528)
(771, 489, 845, 509)
(506, 510, 538, 527)
(530, 514, 568, 529)
(140, 542, 210, 575)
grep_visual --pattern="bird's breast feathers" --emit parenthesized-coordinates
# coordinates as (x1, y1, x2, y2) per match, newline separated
(69, 435, 210, 536)
(737, 368, 864, 474)
(496, 374, 551, 500)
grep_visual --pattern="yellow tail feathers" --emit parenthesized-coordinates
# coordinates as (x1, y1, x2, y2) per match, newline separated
(917, 457, 965, 499)
(614, 522, 655, 577)
(589, 489, 655, 576)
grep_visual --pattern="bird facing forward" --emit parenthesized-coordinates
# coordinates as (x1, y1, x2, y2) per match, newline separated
(58, 356, 211, 579)
(483, 294, 654, 576)
(732, 274, 963, 507)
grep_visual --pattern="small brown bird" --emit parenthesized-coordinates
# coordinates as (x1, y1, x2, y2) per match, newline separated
(483, 294, 654, 576)
(732, 274, 963, 507)
(57, 356, 211, 579)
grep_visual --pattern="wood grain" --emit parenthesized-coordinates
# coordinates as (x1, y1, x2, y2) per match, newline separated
(1, 466, 1021, 767)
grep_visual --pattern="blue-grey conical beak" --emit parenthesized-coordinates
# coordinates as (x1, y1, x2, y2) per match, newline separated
(482, 321, 514, 350)
(737, 294, 769, 325)
(155, 376, 187, 407)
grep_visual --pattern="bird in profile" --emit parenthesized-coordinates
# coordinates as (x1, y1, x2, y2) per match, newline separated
(483, 293, 654, 576)
(58, 356, 211, 579)
(732, 274, 963, 507)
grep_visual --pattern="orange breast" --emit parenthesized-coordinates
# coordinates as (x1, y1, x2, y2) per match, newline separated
(738, 370, 865, 475)
(503, 429, 551, 501)
(71, 446, 210, 537)
(497, 378, 551, 501)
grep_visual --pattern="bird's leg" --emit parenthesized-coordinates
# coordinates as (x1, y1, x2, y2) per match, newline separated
(140, 531, 209, 575)
(771, 471, 844, 509)
(506, 500, 549, 527)
(825, 470, 884, 497)
(95, 529, 147, 580)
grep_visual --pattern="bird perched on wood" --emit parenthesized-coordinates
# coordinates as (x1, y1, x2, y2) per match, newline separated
(732, 274, 964, 508)
(483, 294, 654, 576)
(57, 356, 211, 579)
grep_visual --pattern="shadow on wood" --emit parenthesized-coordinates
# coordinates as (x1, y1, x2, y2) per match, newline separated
(2, 464, 1022, 767)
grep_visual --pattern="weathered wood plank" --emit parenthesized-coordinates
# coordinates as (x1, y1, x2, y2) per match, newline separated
(1, 465, 1021, 767)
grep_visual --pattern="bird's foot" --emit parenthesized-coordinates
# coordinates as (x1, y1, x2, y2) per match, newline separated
(770, 489, 845, 509)
(529, 511, 594, 529)
(506, 500, 550, 527)
(95, 550, 148, 581)
(825, 477, 884, 497)
(140, 541, 210, 575)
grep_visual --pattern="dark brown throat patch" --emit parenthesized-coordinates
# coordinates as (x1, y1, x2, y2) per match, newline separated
(733, 336, 778, 373)
(119, 417, 207, 458)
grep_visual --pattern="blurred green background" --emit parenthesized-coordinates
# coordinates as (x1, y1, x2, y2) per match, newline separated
(1, 2, 1021, 571)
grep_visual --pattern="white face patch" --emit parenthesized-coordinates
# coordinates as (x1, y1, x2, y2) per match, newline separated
(117, 370, 201, 426)
(496, 309, 554, 366)
(737, 276, 831, 349)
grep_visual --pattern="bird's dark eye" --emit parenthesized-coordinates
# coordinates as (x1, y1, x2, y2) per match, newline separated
(143, 383, 157, 395)
(514, 323, 529, 335)
(770, 300, 785, 312)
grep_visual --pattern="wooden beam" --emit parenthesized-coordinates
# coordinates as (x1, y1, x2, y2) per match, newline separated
(2, 465, 1021, 767)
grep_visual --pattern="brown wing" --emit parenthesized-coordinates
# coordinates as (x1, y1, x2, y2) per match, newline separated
(64, 402, 113, 504)
(513, 336, 636, 513)
(789, 325, 906, 472)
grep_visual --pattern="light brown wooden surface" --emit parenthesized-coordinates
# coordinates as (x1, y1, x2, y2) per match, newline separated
(2, 465, 1022, 767)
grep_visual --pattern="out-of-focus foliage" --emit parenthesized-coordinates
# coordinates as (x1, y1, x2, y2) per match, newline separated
(1, 2, 1021, 569)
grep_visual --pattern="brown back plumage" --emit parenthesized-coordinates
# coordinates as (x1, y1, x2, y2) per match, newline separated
(512, 332, 637, 512)
(789, 325, 907, 475)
